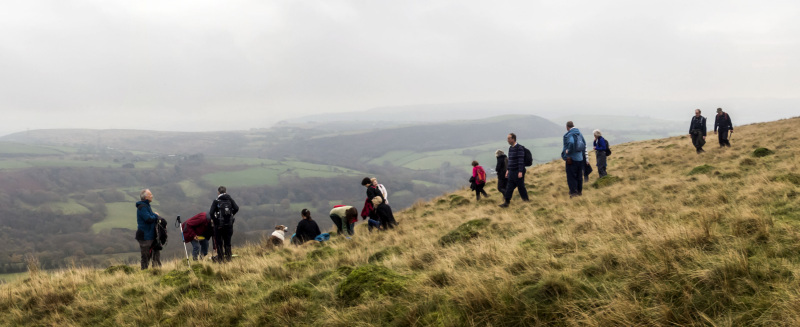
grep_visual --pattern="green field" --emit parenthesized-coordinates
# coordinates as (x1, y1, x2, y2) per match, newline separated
(0, 142, 71, 155)
(206, 157, 279, 166)
(202, 161, 365, 188)
(92, 202, 139, 233)
(178, 180, 209, 198)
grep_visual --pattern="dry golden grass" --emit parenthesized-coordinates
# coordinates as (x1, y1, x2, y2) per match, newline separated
(2, 117, 799, 326)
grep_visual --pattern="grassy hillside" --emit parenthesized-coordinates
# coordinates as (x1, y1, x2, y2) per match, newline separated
(2, 117, 798, 326)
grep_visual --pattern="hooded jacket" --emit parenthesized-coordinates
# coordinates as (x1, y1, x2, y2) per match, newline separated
(561, 128, 587, 162)
(136, 200, 159, 241)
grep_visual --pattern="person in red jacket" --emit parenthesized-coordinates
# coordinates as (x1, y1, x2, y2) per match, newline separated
(182, 212, 212, 261)
(471, 160, 489, 201)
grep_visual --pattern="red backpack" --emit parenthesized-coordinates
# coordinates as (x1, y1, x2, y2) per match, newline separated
(476, 166, 486, 184)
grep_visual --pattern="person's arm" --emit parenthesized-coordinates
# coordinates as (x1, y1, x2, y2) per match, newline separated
(689, 118, 693, 135)
(714, 115, 719, 133)
(208, 199, 217, 219)
(138, 206, 158, 223)
(517, 146, 524, 168)
(728, 114, 733, 131)
(230, 197, 240, 215)
(702, 117, 707, 137)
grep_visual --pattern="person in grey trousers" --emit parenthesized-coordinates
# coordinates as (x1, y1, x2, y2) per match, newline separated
(592, 129, 609, 178)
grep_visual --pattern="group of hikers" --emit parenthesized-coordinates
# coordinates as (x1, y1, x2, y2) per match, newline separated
(135, 109, 734, 269)
(134, 178, 397, 269)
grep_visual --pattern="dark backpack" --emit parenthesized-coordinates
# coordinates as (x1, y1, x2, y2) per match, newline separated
(602, 137, 611, 156)
(216, 198, 235, 225)
(522, 146, 533, 167)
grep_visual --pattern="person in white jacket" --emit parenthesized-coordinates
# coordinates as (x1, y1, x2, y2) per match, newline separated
(371, 178, 388, 204)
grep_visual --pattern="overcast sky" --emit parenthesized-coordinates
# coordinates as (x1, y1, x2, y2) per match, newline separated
(1, 0, 798, 135)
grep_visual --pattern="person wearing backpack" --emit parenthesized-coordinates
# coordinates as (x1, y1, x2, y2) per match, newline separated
(471, 160, 489, 201)
(495, 150, 508, 194)
(592, 129, 609, 178)
(135, 189, 162, 269)
(499, 133, 529, 208)
(562, 121, 588, 198)
(714, 108, 733, 147)
(689, 109, 707, 154)
(208, 186, 239, 262)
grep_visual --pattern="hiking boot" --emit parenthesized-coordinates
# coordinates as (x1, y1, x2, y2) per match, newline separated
(498, 201, 510, 208)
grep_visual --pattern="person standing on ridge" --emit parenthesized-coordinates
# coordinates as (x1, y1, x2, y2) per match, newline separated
(495, 150, 508, 194)
(714, 108, 733, 147)
(208, 186, 239, 262)
(499, 133, 529, 207)
(689, 109, 707, 154)
(562, 121, 588, 198)
(371, 178, 389, 205)
(135, 189, 162, 269)
(592, 129, 609, 178)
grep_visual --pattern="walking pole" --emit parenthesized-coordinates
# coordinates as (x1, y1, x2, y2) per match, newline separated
(175, 215, 192, 270)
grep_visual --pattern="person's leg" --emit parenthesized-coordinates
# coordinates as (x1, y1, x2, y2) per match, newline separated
(597, 152, 607, 177)
(152, 249, 161, 267)
(517, 171, 529, 201)
(575, 160, 584, 195)
(566, 162, 578, 196)
(222, 225, 233, 261)
(191, 240, 200, 260)
(214, 226, 225, 261)
(475, 187, 481, 200)
(330, 214, 344, 235)
(718, 130, 725, 147)
(498, 178, 507, 194)
(347, 222, 355, 236)
(200, 239, 209, 258)
(691, 133, 701, 153)
(138, 240, 152, 270)
(479, 184, 489, 197)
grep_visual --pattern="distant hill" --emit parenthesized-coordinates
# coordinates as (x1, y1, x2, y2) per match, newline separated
(2, 117, 798, 326)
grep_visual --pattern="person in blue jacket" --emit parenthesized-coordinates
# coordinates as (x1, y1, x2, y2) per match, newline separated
(561, 121, 588, 198)
(592, 129, 609, 178)
(135, 189, 162, 269)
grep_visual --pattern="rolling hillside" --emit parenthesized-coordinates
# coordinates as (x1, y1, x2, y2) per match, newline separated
(2, 117, 796, 326)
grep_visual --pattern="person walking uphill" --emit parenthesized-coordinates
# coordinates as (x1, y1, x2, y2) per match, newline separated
(499, 133, 529, 208)
(593, 129, 609, 178)
(471, 160, 489, 200)
(135, 189, 162, 269)
(714, 108, 733, 147)
(562, 121, 588, 198)
(208, 186, 239, 262)
(689, 109, 707, 153)
(495, 150, 508, 193)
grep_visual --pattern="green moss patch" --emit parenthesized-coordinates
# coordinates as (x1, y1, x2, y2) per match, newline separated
(307, 246, 336, 261)
(368, 246, 403, 263)
(591, 175, 622, 189)
(438, 218, 491, 246)
(772, 173, 800, 186)
(688, 164, 715, 175)
(160, 270, 191, 287)
(449, 195, 471, 207)
(266, 282, 313, 303)
(336, 265, 408, 304)
(752, 147, 774, 157)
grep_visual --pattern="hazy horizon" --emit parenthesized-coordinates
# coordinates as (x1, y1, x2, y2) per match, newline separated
(2, 1, 798, 135)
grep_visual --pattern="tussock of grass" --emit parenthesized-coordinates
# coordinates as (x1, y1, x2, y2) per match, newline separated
(688, 164, 715, 175)
(753, 147, 774, 157)
(592, 175, 622, 188)
(3, 117, 800, 326)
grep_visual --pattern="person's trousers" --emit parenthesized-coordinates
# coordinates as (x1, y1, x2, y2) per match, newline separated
(330, 215, 353, 235)
(214, 225, 233, 261)
(691, 130, 705, 152)
(474, 183, 488, 200)
(191, 239, 209, 260)
(504, 170, 529, 201)
(138, 240, 161, 269)
(718, 129, 731, 147)
(566, 160, 584, 195)
(497, 177, 508, 194)
(596, 151, 607, 177)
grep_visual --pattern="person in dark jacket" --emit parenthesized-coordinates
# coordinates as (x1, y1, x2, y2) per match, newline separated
(208, 186, 239, 262)
(495, 150, 508, 194)
(592, 129, 609, 178)
(135, 189, 162, 269)
(294, 209, 321, 245)
(714, 108, 733, 147)
(562, 122, 588, 198)
(689, 109, 707, 153)
(362, 177, 387, 230)
(499, 133, 529, 208)
(182, 212, 212, 261)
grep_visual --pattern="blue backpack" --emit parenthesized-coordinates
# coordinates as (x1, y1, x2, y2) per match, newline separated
(573, 134, 586, 153)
